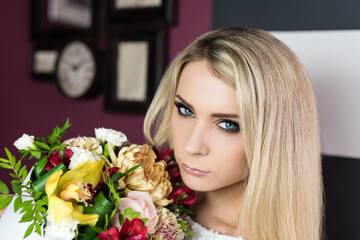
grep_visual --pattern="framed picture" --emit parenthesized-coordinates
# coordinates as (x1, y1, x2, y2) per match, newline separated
(107, 0, 175, 25)
(104, 27, 166, 114)
(30, 42, 61, 80)
(30, 0, 100, 41)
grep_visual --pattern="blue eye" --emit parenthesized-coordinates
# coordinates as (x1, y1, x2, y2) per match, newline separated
(179, 106, 194, 117)
(219, 121, 239, 133)
(175, 102, 194, 117)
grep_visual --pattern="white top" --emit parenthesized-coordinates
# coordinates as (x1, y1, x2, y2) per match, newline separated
(185, 216, 246, 240)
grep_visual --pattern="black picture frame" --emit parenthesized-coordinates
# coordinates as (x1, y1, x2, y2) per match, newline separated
(30, 41, 61, 80)
(30, 0, 101, 41)
(104, 27, 166, 114)
(107, 0, 175, 25)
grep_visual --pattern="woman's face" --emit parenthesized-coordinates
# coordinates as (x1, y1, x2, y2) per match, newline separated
(171, 60, 248, 192)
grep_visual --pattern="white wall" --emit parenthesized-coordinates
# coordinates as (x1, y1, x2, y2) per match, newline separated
(272, 30, 360, 158)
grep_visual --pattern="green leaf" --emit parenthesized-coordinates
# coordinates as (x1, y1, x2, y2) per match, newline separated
(48, 118, 71, 146)
(0, 157, 10, 163)
(22, 169, 28, 181)
(9, 173, 17, 178)
(35, 199, 46, 207)
(178, 220, 187, 225)
(37, 207, 47, 213)
(19, 200, 33, 210)
(14, 196, 22, 212)
(91, 226, 104, 233)
(20, 209, 34, 223)
(0, 196, 13, 210)
(0, 180, 9, 194)
(82, 191, 115, 228)
(5, 148, 13, 163)
(124, 207, 132, 216)
(0, 163, 12, 169)
(35, 223, 42, 236)
(33, 141, 50, 151)
(119, 213, 125, 226)
(35, 213, 43, 223)
(177, 205, 194, 214)
(11, 179, 21, 185)
(12, 182, 22, 195)
(181, 224, 189, 230)
(32, 163, 67, 193)
(20, 204, 34, 214)
(34, 192, 43, 200)
(34, 156, 48, 178)
(51, 144, 68, 151)
(130, 212, 140, 220)
(185, 231, 195, 237)
(14, 160, 22, 172)
(29, 150, 42, 160)
(109, 209, 116, 222)
(141, 218, 149, 224)
(19, 165, 27, 177)
(23, 223, 35, 238)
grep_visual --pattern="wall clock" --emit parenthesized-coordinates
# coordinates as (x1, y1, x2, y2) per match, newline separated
(56, 41, 102, 99)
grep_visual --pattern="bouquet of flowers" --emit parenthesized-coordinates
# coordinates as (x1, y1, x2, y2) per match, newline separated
(0, 119, 196, 239)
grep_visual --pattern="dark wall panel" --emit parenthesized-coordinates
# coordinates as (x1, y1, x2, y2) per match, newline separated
(322, 155, 360, 240)
(212, 0, 360, 30)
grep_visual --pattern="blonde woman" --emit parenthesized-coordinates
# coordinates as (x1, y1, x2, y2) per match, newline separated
(144, 27, 323, 240)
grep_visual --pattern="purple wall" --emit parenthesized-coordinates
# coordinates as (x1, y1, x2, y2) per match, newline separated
(0, 1, 212, 184)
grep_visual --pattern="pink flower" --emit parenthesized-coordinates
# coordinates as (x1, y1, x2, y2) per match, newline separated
(170, 186, 197, 204)
(112, 191, 158, 234)
(45, 149, 73, 171)
(99, 226, 120, 240)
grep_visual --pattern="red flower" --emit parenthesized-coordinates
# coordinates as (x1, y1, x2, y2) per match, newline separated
(96, 167, 120, 189)
(167, 163, 181, 182)
(154, 147, 173, 163)
(119, 218, 148, 240)
(99, 226, 120, 240)
(44, 149, 73, 171)
(170, 186, 197, 205)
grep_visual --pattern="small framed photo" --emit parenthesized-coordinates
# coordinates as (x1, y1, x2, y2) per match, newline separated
(104, 27, 166, 114)
(30, 0, 100, 41)
(107, 0, 175, 25)
(30, 42, 60, 80)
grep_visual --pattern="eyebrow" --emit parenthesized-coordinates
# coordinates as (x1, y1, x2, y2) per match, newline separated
(175, 94, 239, 119)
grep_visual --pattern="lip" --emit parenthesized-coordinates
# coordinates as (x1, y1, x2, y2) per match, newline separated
(181, 163, 210, 177)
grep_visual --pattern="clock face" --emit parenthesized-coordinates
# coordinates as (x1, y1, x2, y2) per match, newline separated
(57, 41, 96, 98)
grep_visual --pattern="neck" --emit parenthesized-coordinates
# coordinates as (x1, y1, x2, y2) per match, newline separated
(193, 181, 245, 236)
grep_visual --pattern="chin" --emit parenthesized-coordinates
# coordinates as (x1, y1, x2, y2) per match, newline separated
(181, 173, 217, 192)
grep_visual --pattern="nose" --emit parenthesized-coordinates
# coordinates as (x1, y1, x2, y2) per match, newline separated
(183, 121, 209, 156)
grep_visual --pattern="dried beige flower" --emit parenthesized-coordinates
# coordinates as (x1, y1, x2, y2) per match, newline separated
(63, 137, 103, 155)
(112, 144, 172, 206)
(151, 207, 185, 240)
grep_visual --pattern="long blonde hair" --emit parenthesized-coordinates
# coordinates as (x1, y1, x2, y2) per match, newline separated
(144, 27, 323, 240)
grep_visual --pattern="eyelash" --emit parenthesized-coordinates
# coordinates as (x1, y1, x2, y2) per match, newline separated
(174, 101, 240, 134)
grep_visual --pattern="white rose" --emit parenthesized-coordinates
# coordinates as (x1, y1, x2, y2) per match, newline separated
(68, 147, 102, 169)
(94, 127, 127, 147)
(44, 214, 79, 240)
(13, 134, 35, 150)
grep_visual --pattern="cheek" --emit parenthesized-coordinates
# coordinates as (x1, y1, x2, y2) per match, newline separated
(170, 110, 183, 149)
(211, 138, 248, 177)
